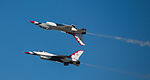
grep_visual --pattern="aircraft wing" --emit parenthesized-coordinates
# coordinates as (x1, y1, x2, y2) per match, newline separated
(52, 55, 70, 63)
(52, 55, 69, 58)
(73, 34, 85, 46)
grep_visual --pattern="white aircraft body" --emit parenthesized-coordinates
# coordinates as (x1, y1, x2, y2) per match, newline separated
(25, 50, 84, 66)
(30, 21, 86, 46)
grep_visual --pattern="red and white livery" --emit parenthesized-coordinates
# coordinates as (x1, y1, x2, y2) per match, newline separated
(30, 21, 86, 46)
(25, 50, 84, 66)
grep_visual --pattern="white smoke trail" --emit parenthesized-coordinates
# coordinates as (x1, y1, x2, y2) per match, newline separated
(81, 62, 150, 79)
(87, 32, 150, 47)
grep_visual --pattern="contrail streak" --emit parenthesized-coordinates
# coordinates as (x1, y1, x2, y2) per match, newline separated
(81, 62, 150, 79)
(87, 32, 150, 47)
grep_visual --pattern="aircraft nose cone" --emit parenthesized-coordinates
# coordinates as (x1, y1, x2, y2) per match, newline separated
(30, 21, 35, 23)
(24, 52, 31, 54)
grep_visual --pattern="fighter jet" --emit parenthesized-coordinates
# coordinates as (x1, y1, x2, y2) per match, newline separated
(25, 50, 84, 66)
(30, 21, 86, 46)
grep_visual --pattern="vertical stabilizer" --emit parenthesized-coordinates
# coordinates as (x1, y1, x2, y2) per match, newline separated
(70, 50, 84, 61)
(73, 34, 85, 46)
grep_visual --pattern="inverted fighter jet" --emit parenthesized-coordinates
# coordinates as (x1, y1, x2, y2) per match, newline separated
(30, 21, 86, 46)
(25, 50, 84, 66)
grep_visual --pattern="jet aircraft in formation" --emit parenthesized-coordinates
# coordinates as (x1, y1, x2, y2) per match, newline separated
(30, 21, 86, 46)
(26, 20, 86, 66)
(25, 50, 84, 66)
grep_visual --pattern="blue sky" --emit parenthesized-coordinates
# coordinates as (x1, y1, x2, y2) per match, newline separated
(0, 0, 150, 80)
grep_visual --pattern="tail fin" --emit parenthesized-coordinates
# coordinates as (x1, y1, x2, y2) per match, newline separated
(70, 50, 84, 61)
(73, 34, 85, 46)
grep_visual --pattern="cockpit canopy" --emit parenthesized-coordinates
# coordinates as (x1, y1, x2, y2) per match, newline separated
(46, 21, 69, 26)
(46, 22, 57, 26)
